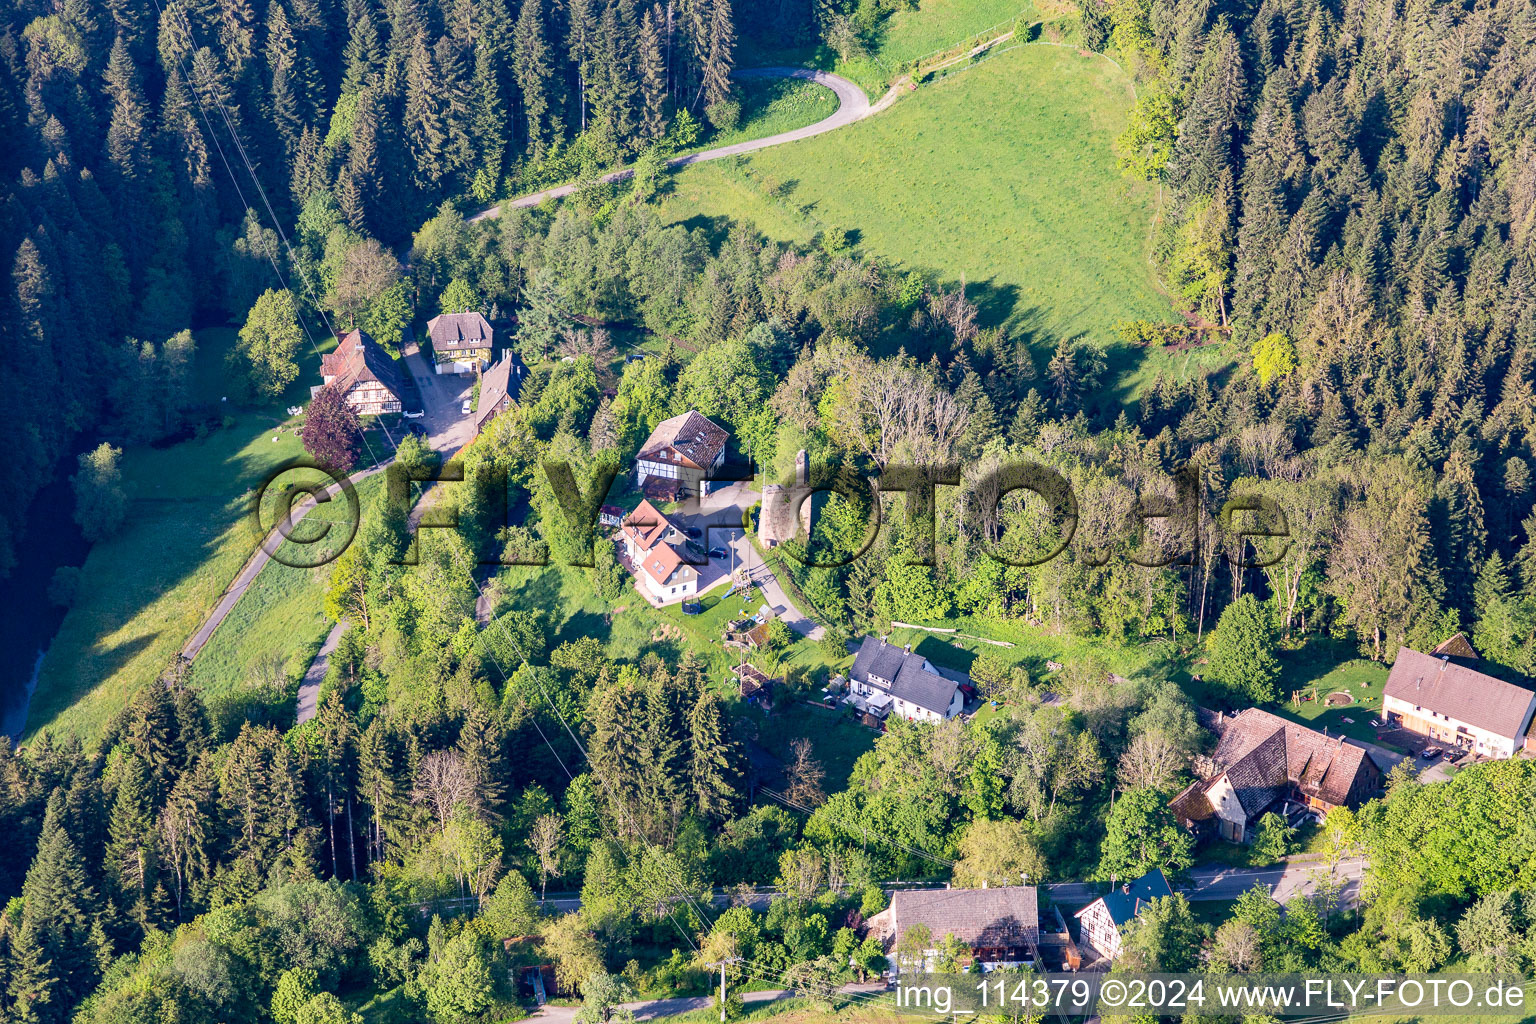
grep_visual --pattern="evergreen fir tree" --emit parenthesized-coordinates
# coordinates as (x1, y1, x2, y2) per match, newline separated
(701, 0, 734, 110)
(104, 755, 159, 937)
(637, 5, 667, 139)
(356, 717, 406, 867)
(686, 691, 738, 820)
(513, 0, 555, 158)
(341, 0, 385, 93)
(456, 704, 507, 821)
(20, 791, 103, 1019)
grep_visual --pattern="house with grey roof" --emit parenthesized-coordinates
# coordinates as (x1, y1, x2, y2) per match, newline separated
(1074, 869, 1172, 962)
(1382, 645, 1536, 758)
(848, 636, 966, 723)
(427, 311, 494, 374)
(866, 886, 1039, 974)
(1169, 707, 1381, 843)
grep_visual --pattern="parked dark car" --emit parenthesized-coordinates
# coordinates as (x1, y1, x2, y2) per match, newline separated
(1420, 746, 1443, 758)
(406, 422, 427, 437)
(709, 547, 727, 559)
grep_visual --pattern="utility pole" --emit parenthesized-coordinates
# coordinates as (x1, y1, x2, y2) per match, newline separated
(707, 957, 744, 1023)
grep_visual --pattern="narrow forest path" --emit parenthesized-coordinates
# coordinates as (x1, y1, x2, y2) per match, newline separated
(296, 618, 348, 724)
(467, 68, 900, 223)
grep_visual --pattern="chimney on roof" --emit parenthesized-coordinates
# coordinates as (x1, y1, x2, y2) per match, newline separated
(904, 644, 911, 655)
(1121, 883, 1130, 895)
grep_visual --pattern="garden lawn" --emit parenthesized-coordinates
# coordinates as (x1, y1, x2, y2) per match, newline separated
(28, 328, 336, 742)
(491, 563, 775, 682)
(882, 615, 1170, 686)
(659, 46, 1174, 408)
(1267, 640, 1391, 745)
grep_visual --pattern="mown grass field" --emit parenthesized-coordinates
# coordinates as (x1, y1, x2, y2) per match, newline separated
(708, 76, 840, 148)
(659, 45, 1195, 406)
(28, 328, 336, 741)
(189, 474, 386, 707)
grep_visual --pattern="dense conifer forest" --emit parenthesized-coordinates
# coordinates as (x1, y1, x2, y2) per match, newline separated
(6, 0, 1536, 1019)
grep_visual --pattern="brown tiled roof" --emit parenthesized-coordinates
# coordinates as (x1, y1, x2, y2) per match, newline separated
(1307, 741, 1371, 806)
(1432, 633, 1479, 660)
(476, 353, 516, 427)
(427, 311, 493, 352)
(1185, 708, 1379, 822)
(638, 542, 688, 586)
(620, 499, 674, 551)
(885, 887, 1038, 949)
(1169, 778, 1215, 823)
(320, 329, 404, 398)
(638, 410, 728, 469)
(1385, 646, 1536, 739)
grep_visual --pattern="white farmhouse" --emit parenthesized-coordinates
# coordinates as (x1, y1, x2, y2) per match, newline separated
(1074, 869, 1173, 963)
(1382, 645, 1536, 759)
(847, 636, 967, 722)
(318, 329, 405, 415)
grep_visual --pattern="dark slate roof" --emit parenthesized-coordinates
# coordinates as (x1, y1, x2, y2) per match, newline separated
(1092, 869, 1173, 927)
(850, 636, 962, 715)
(1385, 646, 1536, 738)
(889, 887, 1038, 948)
(1179, 708, 1380, 824)
(427, 311, 494, 351)
(1224, 725, 1290, 817)
(638, 410, 728, 469)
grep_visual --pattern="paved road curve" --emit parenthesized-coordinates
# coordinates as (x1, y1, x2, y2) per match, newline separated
(529, 983, 891, 1024)
(467, 68, 885, 223)
(184, 346, 465, 666)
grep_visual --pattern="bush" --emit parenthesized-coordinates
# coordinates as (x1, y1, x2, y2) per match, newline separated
(705, 98, 741, 133)
(1206, 593, 1281, 703)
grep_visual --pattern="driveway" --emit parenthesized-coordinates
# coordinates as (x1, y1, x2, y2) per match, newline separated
(401, 343, 477, 455)
(295, 619, 348, 724)
(670, 483, 825, 640)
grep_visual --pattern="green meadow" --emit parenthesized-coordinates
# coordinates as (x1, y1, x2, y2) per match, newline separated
(660, 45, 1217, 404)
(28, 329, 339, 741)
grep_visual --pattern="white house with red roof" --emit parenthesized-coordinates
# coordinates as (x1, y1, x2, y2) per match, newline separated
(618, 499, 699, 604)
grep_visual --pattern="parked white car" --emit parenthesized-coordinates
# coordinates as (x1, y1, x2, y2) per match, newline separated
(461, 399, 473, 415)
